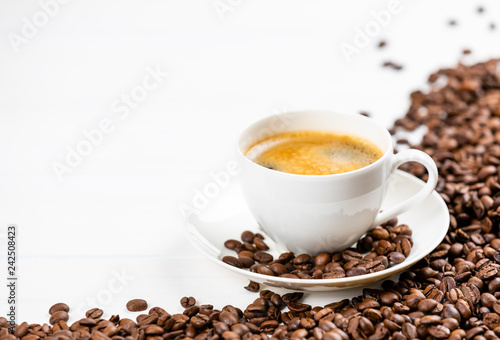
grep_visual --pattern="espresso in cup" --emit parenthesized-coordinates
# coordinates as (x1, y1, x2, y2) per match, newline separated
(244, 130, 383, 175)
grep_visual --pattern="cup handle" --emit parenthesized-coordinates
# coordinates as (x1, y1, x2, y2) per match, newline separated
(371, 149, 438, 228)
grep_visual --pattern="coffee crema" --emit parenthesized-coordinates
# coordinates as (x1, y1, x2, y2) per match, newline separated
(244, 130, 383, 175)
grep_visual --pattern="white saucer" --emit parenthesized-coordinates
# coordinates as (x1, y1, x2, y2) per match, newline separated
(185, 170, 449, 291)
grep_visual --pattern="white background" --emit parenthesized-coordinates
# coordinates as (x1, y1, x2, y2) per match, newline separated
(0, 0, 499, 323)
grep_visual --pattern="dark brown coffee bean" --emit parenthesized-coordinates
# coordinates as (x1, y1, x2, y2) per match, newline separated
(314, 253, 331, 266)
(357, 300, 380, 311)
(13, 322, 29, 338)
(253, 237, 268, 251)
(378, 292, 398, 305)
(85, 307, 103, 319)
(138, 312, 159, 325)
(229, 323, 250, 336)
(387, 252, 405, 264)
(258, 319, 278, 333)
(417, 298, 438, 312)
(126, 299, 148, 312)
(456, 298, 472, 319)
(488, 277, 500, 293)
(441, 317, 459, 332)
(142, 325, 163, 335)
(428, 325, 450, 339)
(466, 326, 485, 339)
(371, 227, 390, 240)
(244, 281, 259, 293)
(402, 322, 418, 339)
(420, 315, 442, 325)
(221, 330, 240, 340)
(461, 282, 480, 304)
(180, 296, 196, 309)
(404, 294, 424, 309)
(400, 238, 412, 257)
(224, 239, 242, 250)
(20, 334, 39, 340)
(241, 231, 255, 243)
(79, 318, 97, 327)
(242, 241, 255, 252)
(212, 321, 230, 335)
(253, 251, 273, 264)
(238, 256, 254, 268)
(49, 311, 69, 325)
(346, 266, 367, 277)
(222, 256, 243, 268)
(189, 315, 209, 329)
(286, 301, 311, 313)
(219, 311, 239, 327)
(254, 264, 273, 276)
(292, 253, 312, 266)
(49, 303, 70, 315)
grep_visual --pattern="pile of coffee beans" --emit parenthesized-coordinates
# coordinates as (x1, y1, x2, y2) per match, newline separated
(0, 294, 405, 340)
(222, 221, 413, 281)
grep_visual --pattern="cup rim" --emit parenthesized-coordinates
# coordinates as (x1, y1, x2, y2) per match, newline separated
(237, 110, 393, 179)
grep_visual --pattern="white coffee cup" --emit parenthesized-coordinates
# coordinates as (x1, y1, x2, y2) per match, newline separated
(237, 111, 438, 255)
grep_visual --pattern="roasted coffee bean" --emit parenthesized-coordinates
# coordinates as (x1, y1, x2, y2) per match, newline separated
(180, 296, 196, 308)
(126, 299, 148, 312)
(244, 281, 260, 293)
(387, 252, 405, 264)
(456, 298, 472, 319)
(357, 299, 380, 312)
(85, 307, 103, 319)
(49, 311, 69, 325)
(222, 256, 242, 268)
(428, 325, 450, 339)
(254, 237, 269, 251)
(417, 298, 438, 312)
(256, 264, 274, 276)
(49, 303, 70, 315)
(286, 301, 311, 313)
(241, 231, 255, 243)
(238, 256, 254, 268)
(379, 291, 399, 305)
(346, 266, 367, 277)
(254, 252, 273, 264)
(219, 311, 239, 327)
(224, 239, 242, 250)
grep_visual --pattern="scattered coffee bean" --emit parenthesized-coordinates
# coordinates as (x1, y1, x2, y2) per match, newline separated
(180, 296, 196, 308)
(126, 299, 148, 312)
(85, 307, 103, 319)
(222, 255, 242, 268)
(382, 61, 403, 71)
(48, 302, 69, 315)
(244, 280, 260, 292)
